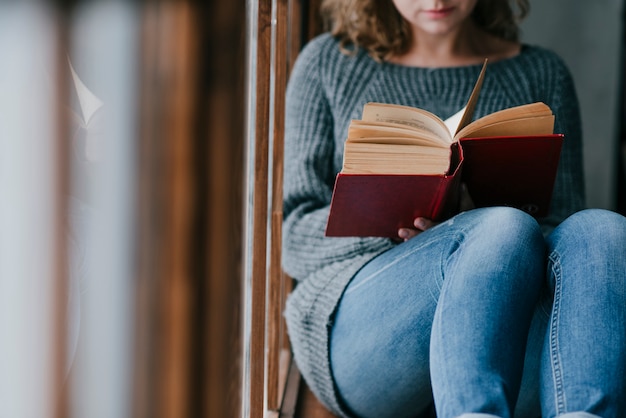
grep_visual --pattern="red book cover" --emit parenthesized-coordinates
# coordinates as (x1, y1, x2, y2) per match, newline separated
(459, 134, 563, 217)
(324, 134, 563, 238)
(325, 144, 463, 237)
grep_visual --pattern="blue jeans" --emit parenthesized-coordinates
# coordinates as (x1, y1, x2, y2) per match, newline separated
(329, 208, 626, 418)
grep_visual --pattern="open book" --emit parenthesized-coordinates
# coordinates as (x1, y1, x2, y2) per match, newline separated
(325, 60, 564, 237)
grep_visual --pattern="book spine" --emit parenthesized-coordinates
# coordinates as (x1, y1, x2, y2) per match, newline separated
(429, 142, 463, 220)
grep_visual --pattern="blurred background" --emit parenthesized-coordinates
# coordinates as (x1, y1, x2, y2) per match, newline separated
(0, 1, 623, 418)
(522, 0, 625, 211)
(0, 1, 244, 417)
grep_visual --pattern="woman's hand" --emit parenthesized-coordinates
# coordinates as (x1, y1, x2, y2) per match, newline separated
(397, 217, 439, 242)
(396, 183, 474, 242)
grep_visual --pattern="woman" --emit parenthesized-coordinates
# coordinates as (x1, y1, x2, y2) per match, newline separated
(282, 0, 626, 416)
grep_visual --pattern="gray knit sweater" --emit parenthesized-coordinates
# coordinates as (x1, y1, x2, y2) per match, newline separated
(282, 33, 585, 417)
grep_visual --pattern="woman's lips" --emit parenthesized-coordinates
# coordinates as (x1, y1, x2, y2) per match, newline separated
(423, 6, 455, 19)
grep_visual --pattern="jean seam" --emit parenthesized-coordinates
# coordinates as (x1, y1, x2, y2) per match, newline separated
(432, 266, 452, 417)
(432, 233, 465, 304)
(432, 236, 465, 417)
(344, 232, 458, 296)
(548, 250, 566, 414)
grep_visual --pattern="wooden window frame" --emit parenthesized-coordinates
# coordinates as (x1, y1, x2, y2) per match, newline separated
(245, 0, 325, 417)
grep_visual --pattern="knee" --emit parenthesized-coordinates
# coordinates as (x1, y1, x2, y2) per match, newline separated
(553, 209, 626, 248)
(547, 210, 626, 308)
(472, 206, 544, 244)
(548, 210, 626, 274)
(459, 207, 546, 268)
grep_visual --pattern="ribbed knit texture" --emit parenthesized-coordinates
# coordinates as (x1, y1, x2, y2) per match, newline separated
(282, 33, 586, 417)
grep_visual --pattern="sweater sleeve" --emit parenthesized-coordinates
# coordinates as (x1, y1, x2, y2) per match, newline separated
(281, 37, 393, 281)
(538, 53, 586, 232)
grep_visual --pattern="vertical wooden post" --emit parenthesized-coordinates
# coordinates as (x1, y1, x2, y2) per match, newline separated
(306, 0, 324, 42)
(204, 1, 246, 418)
(134, 2, 198, 418)
(158, 4, 197, 418)
(249, 0, 273, 415)
(266, 0, 289, 410)
(282, 0, 303, 355)
(135, 1, 247, 418)
(287, 0, 301, 74)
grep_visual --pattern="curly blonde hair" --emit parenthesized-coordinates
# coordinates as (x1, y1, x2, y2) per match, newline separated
(320, 0, 530, 61)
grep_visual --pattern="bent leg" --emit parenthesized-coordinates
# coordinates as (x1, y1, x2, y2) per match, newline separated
(541, 209, 626, 417)
(430, 208, 545, 418)
(329, 217, 456, 418)
(329, 207, 545, 418)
